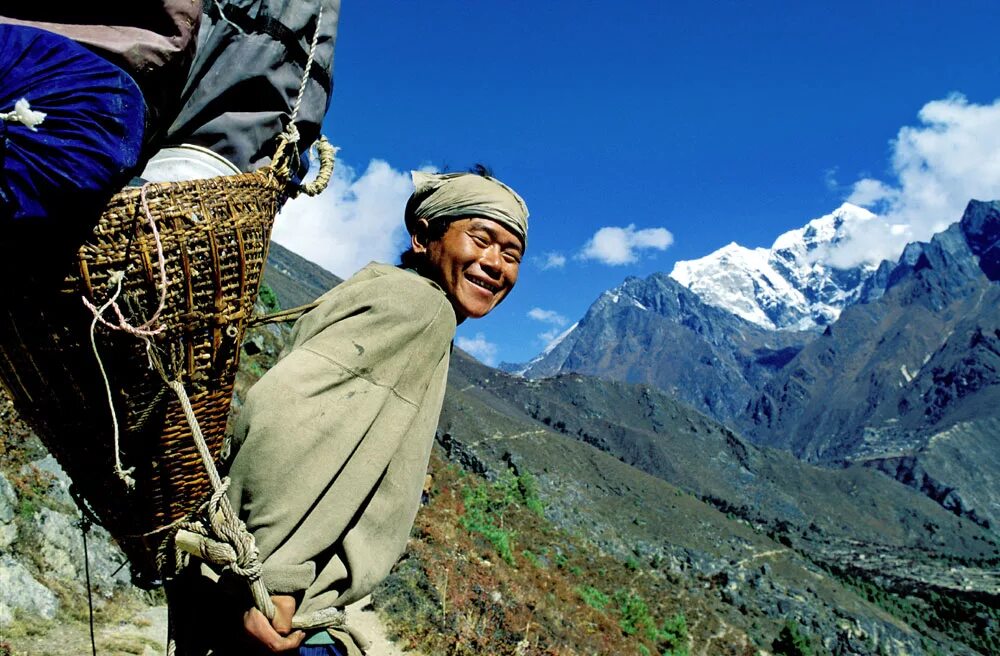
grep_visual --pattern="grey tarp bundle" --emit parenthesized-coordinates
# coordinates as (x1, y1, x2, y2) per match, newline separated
(165, 0, 341, 174)
(228, 263, 456, 615)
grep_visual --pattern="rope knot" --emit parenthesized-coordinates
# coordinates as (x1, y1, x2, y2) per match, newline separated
(206, 479, 264, 580)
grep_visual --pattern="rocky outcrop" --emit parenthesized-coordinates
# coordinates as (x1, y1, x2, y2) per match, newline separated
(0, 473, 18, 550)
(0, 403, 165, 653)
(0, 555, 59, 624)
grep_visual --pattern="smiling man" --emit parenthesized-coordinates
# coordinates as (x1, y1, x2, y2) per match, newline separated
(192, 168, 528, 655)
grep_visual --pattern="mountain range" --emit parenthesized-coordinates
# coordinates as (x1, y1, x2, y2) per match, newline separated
(746, 200, 1000, 529)
(513, 200, 1000, 533)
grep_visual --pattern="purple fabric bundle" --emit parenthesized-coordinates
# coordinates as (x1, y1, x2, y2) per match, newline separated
(0, 24, 146, 223)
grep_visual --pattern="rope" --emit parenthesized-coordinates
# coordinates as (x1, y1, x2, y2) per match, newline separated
(287, 3, 325, 138)
(164, 379, 276, 620)
(80, 515, 97, 656)
(0, 98, 46, 130)
(164, 381, 346, 631)
(83, 185, 168, 338)
(87, 272, 136, 489)
(271, 4, 328, 181)
(299, 139, 338, 197)
(84, 184, 170, 488)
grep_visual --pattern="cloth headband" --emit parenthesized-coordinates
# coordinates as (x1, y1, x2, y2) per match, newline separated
(404, 171, 529, 248)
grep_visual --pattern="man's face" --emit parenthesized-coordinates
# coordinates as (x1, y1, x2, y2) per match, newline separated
(414, 217, 523, 321)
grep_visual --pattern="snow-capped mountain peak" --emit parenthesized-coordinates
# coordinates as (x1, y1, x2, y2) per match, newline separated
(670, 204, 880, 330)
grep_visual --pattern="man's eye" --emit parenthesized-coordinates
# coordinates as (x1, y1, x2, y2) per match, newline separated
(503, 252, 521, 264)
(471, 234, 490, 246)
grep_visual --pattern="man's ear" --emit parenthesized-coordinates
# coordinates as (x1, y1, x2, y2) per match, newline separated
(410, 218, 431, 254)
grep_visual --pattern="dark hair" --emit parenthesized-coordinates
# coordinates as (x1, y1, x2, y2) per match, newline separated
(468, 163, 493, 178)
(398, 164, 494, 269)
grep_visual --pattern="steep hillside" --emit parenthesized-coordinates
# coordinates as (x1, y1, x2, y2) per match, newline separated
(264, 240, 343, 309)
(436, 351, 998, 654)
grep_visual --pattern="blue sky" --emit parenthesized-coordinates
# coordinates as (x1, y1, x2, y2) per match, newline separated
(274, 0, 1000, 365)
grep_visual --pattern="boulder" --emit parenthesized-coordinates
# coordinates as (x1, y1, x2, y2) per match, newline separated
(0, 554, 58, 622)
(35, 507, 132, 595)
(0, 473, 18, 550)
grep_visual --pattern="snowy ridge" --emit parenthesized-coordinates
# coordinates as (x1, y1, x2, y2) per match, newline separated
(670, 203, 880, 330)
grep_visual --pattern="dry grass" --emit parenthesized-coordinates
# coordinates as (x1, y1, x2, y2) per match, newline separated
(374, 453, 756, 656)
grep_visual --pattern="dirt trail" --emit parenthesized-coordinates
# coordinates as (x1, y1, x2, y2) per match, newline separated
(344, 596, 423, 656)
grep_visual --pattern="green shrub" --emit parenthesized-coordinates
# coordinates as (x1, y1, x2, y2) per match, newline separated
(614, 590, 653, 637)
(577, 585, 610, 611)
(517, 470, 545, 517)
(258, 284, 280, 313)
(460, 481, 516, 565)
(655, 612, 689, 656)
(521, 549, 542, 568)
(455, 468, 548, 571)
(772, 620, 813, 656)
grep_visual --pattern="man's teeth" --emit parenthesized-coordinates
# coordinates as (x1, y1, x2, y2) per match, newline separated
(469, 278, 497, 292)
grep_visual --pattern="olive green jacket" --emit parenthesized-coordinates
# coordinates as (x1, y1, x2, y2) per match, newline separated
(227, 262, 456, 616)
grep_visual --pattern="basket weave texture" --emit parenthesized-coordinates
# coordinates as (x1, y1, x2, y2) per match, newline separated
(0, 169, 284, 584)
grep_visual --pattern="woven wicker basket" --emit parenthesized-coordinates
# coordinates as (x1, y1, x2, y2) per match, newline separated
(0, 167, 285, 584)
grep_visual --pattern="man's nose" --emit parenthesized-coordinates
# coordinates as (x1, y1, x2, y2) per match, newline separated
(480, 245, 502, 275)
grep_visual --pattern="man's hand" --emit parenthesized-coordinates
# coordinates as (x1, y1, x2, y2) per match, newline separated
(242, 595, 305, 653)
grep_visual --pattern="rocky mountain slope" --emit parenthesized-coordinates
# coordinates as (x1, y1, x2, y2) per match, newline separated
(669, 203, 883, 331)
(439, 350, 998, 654)
(0, 392, 167, 656)
(517, 272, 811, 425)
(515, 199, 1000, 538)
(746, 200, 1000, 529)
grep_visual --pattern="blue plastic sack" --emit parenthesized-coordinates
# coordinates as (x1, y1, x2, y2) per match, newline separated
(0, 24, 146, 223)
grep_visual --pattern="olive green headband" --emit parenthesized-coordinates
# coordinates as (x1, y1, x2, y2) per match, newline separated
(404, 171, 529, 248)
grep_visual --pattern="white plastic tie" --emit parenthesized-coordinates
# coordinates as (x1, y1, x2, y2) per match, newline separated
(0, 98, 46, 131)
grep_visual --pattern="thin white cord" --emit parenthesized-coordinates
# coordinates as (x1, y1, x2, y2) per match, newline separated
(88, 271, 137, 489)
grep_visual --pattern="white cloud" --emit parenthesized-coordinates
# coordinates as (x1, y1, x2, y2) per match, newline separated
(537, 252, 567, 270)
(527, 307, 568, 326)
(828, 94, 1000, 268)
(538, 328, 563, 345)
(528, 307, 570, 349)
(847, 178, 898, 207)
(823, 167, 840, 191)
(579, 224, 674, 265)
(456, 332, 499, 366)
(273, 158, 415, 278)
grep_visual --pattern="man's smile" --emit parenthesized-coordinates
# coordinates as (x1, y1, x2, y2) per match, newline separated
(465, 273, 501, 294)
